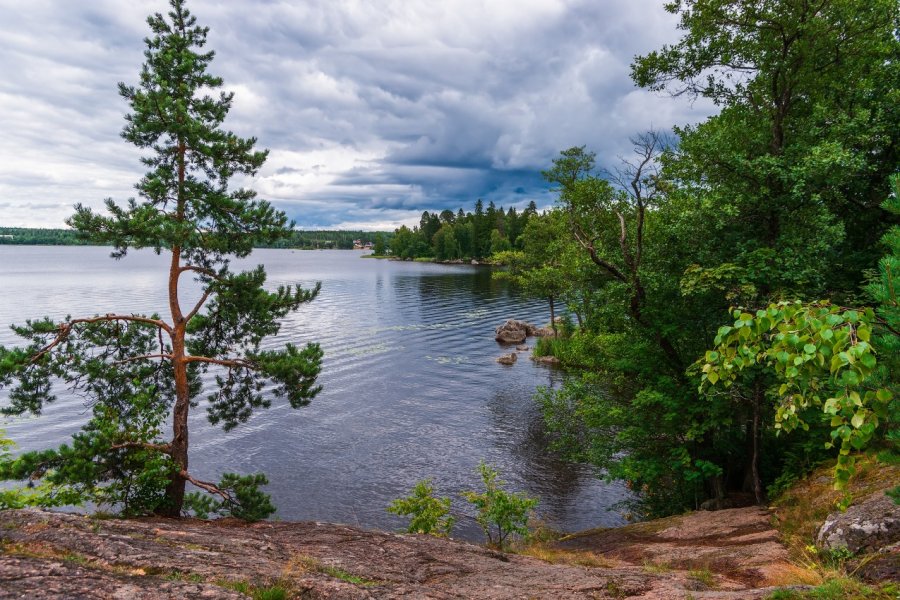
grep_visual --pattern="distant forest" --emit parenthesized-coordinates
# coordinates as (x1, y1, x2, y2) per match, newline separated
(0, 227, 390, 250)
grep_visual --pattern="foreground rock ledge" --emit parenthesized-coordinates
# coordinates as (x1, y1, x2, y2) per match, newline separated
(0, 508, 801, 599)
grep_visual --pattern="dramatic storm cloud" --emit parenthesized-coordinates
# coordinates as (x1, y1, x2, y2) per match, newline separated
(0, 0, 714, 229)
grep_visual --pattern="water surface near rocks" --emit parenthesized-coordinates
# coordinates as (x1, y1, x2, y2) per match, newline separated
(0, 246, 628, 539)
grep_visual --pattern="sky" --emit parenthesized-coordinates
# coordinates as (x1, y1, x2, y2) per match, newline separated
(0, 0, 715, 231)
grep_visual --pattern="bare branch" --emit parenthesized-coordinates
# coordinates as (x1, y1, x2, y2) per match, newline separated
(110, 441, 172, 453)
(184, 289, 212, 323)
(178, 264, 220, 279)
(183, 355, 253, 368)
(181, 470, 234, 503)
(110, 353, 173, 365)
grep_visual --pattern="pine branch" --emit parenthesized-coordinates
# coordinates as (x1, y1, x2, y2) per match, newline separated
(30, 315, 172, 363)
(180, 470, 233, 503)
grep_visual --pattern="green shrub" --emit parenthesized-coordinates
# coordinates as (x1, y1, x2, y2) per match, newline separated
(462, 462, 538, 549)
(387, 478, 454, 536)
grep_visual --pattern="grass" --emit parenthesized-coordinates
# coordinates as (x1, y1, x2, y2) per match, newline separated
(215, 579, 290, 600)
(766, 577, 898, 599)
(771, 455, 899, 566)
(767, 455, 900, 598)
(688, 567, 717, 589)
(286, 554, 379, 587)
(641, 559, 672, 574)
(515, 544, 615, 568)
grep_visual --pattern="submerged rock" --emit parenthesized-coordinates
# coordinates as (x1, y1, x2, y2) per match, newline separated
(496, 353, 517, 365)
(531, 355, 561, 366)
(515, 344, 529, 351)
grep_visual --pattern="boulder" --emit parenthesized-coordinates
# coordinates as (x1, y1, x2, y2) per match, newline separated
(516, 344, 529, 352)
(496, 353, 517, 365)
(533, 327, 556, 338)
(817, 491, 900, 554)
(495, 329, 527, 344)
(494, 319, 536, 344)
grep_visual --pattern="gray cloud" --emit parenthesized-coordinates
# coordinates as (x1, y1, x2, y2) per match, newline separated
(0, 0, 714, 230)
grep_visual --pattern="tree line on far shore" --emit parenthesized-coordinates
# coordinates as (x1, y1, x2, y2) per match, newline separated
(0, 227, 388, 250)
(384, 200, 538, 261)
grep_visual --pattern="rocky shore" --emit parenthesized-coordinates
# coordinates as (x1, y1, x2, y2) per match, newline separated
(0, 506, 816, 599)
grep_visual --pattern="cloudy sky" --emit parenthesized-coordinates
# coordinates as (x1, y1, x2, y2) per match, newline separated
(0, 0, 714, 230)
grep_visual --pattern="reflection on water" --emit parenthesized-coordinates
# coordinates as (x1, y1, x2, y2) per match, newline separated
(0, 246, 628, 540)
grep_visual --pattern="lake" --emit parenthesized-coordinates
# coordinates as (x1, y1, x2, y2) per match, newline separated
(0, 246, 627, 539)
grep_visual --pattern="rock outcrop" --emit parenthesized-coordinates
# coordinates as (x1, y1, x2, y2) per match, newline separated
(817, 491, 899, 554)
(0, 508, 810, 599)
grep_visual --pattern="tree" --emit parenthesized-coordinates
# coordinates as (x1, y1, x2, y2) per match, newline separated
(462, 462, 538, 549)
(493, 212, 573, 336)
(387, 479, 455, 537)
(373, 233, 386, 256)
(537, 0, 899, 516)
(0, 0, 323, 518)
(632, 0, 899, 299)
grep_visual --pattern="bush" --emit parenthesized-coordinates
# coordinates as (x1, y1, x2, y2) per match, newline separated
(462, 462, 538, 549)
(387, 478, 454, 536)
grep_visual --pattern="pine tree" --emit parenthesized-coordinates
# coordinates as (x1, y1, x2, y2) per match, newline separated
(0, 0, 322, 518)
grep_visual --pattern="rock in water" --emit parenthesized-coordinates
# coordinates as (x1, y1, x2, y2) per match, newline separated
(494, 319, 535, 344)
(497, 353, 518, 365)
(496, 329, 527, 344)
(516, 344, 529, 351)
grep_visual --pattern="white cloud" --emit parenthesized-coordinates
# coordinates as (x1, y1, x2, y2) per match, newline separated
(0, 0, 715, 229)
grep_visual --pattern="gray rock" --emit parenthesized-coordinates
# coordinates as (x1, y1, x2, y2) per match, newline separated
(496, 353, 517, 365)
(817, 492, 900, 554)
(495, 329, 526, 344)
(494, 320, 535, 344)
(515, 345, 529, 351)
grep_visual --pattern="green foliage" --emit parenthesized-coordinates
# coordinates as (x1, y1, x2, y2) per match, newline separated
(532, 0, 900, 518)
(700, 301, 894, 488)
(183, 473, 275, 521)
(387, 478, 454, 537)
(462, 462, 538, 549)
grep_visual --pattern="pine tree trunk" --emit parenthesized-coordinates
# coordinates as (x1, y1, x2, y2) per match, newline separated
(160, 139, 190, 517)
(158, 244, 189, 516)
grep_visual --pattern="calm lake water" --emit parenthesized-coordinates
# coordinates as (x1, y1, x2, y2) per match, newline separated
(0, 246, 627, 539)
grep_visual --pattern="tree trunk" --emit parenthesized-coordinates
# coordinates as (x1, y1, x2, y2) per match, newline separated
(157, 243, 190, 516)
(549, 296, 557, 336)
(751, 382, 765, 505)
(160, 139, 190, 517)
